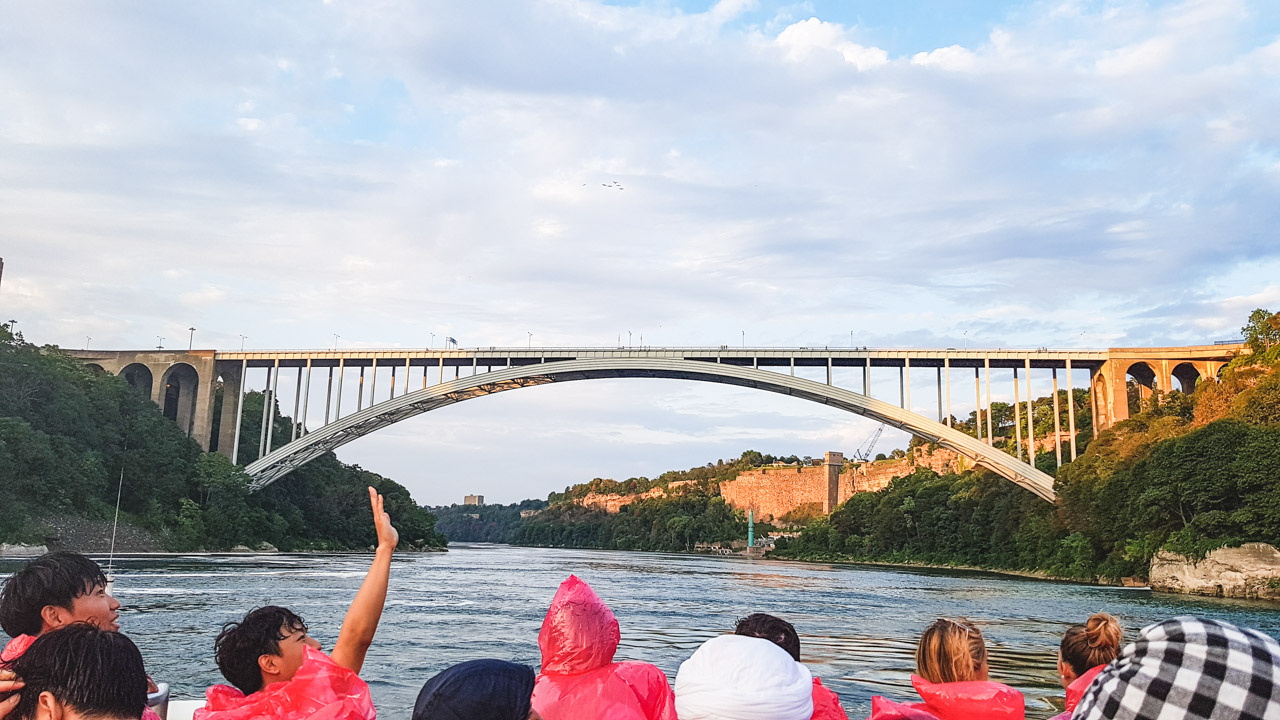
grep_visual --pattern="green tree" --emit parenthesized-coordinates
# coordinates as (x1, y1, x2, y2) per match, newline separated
(1242, 308, 1280, 355)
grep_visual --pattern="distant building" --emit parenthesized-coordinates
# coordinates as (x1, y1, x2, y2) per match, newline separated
(463, 494, 484, 506)
(519, 509, 541, 518)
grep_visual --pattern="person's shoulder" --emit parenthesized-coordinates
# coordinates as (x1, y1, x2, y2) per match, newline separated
(810, 678, 849, 719)
(0, 634, 36, 663)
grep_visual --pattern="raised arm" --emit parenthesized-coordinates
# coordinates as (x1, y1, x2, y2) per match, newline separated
(329, 486, 399, 675)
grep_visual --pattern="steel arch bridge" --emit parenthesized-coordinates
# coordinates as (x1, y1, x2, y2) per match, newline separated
(242, 357, 1058, 501)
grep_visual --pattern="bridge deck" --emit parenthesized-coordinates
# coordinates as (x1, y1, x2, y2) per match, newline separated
(197, 346, 1122, 370)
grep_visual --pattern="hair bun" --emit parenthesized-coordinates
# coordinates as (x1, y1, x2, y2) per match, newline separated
(1084, 612, 1122, 650)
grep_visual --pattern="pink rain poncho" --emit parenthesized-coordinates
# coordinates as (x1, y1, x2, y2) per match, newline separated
(812, 677, 851, 720)
(532, 575, 676, 720)
(195, 646, 376, 720)
(867, 675, 1024, 720)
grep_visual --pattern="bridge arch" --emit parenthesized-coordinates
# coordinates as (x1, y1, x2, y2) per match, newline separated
(120, 363, 153, 397)
(243, 358, 1057, 501)
(160, 362, 200, 437)
(1171, 362, 1201, 393)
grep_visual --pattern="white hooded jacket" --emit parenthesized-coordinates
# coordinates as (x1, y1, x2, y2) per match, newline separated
(675, 635, 814, 720)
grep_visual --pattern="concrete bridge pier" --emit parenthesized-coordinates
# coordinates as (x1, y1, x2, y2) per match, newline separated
(68, 350, 220, 451)
(1092, 348, 1237, 432)
(823, 451, 843, 514)
(214, 360, 245, 460)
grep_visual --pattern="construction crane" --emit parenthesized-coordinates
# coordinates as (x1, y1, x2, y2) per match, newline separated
(851, 425, 884, 462)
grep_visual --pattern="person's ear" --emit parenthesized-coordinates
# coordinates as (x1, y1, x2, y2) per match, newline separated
(258, 653, 282, 678)
(39, 604, 70, 631)
(36, 690, 65, 720)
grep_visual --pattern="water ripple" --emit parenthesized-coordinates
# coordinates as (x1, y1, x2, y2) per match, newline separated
(7, 544, 1278, 719)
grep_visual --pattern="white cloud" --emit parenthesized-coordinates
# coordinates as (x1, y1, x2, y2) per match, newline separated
(2, 0, 1278, 502)
(911, 45, 977, 71)
(774, 18, 888, 70)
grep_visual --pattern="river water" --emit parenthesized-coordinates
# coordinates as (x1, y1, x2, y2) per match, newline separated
(5, 545, 1280, 719)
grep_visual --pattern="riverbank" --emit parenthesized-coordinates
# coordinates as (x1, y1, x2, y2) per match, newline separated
(768, 546, 1280, 603)
(763, 551, 1137, 586)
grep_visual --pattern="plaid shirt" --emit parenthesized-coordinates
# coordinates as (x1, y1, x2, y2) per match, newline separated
(1074, 616, 1280, 720)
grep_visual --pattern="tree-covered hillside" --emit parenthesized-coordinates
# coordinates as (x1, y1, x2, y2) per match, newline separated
(773, 310, 1280, 580)
(0, 325, 445, 551)
(432, 499, 547, 543)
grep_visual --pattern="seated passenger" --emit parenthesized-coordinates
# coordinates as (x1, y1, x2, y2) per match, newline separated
(412, 659, 540, 720)
(733, 613, 849, 720)
(195, 487, 397, 720)
(1049, 612, 1121, 720)
(531, 575, 675, 720)
(2, 623, 148, 720)
(675, 634, 814, 720)
(867, 618, 1023, 720)
(0, 552, 162, 720)
(1074, 616, 1280, 720)
(0, 552, 121, 661)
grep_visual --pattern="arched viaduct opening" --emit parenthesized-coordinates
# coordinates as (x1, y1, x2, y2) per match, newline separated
(1171, 362, 1202, 393)
(120, 363, 153, 397)
(160, 363, 200, 437)
(1125, 361, 1158, 415)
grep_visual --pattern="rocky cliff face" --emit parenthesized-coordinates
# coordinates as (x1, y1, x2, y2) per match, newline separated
(719, 446, 970, 523)
(577, 480, 697, 513)
(570, 447, 970, 522)
(1149, 542, 1280, 600)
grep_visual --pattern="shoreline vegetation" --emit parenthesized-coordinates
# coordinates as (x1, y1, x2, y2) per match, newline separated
(0, 325, 446, 553)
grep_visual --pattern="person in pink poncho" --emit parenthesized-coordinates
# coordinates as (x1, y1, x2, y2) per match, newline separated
(1048, 613, 1122, 720)
(0, 552, 163, 720)
(195, 487, 398, 720)
(867, 618, 1024, 720)
(1, 624, 148, 720)
(531, 575, 676, 720)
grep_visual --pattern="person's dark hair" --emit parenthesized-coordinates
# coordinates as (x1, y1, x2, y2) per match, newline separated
(2, 623, 147, 720)
(214, 606, 308, 694)
(734, 613, 800, 661)
(1060, 612, 1123, 677)
(0, 552, 107, 637)
(413, 659, 535, 720)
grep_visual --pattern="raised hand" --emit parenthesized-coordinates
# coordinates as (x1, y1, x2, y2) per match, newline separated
(368, 486, 399, 551)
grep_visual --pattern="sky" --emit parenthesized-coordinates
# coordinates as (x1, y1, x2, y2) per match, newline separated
(3, 0, 1279, 505)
